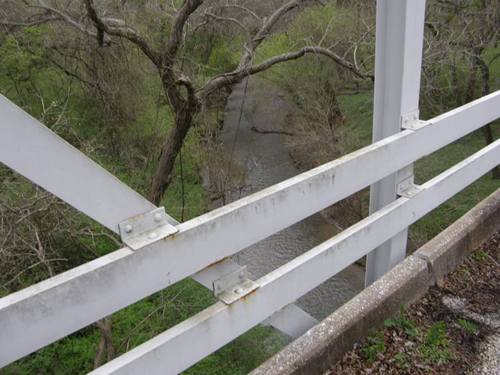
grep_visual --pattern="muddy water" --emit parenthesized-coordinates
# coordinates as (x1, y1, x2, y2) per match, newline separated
(220, 78, 364, 319)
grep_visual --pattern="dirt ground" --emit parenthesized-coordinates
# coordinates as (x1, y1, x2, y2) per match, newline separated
(327, 232, 499, 375)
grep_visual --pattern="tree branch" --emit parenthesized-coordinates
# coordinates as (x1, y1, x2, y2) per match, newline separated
(166, 0, 204, 58)
(200, 46, 372, 100)
(238, 0, 305, 70)
(204, 12, 249, 35)
(33, 0, 97, 37)
(0, 14, 59, 28)
(251, 46, 371, 79)
(83, 0, 160, 65)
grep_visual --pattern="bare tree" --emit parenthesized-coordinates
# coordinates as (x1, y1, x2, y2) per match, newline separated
(423, 0, 499, 178)
(2, 0, 371, 205)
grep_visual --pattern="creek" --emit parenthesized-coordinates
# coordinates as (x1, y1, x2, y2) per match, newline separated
(220, 78, 364, 319)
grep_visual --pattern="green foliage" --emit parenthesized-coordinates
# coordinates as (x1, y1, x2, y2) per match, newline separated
(457, 319, 478, 335)
(3, 331, 98, 375)
(471, 250, 488, 262)
(419, 322, 455, 364)
(393, 352, 409, 369)
(384, 307, 419, 338)
(289, 4, 357, 45)
(206, 38, 242, 75)
(254, 34, 294, 65)
(362, 331, 385, 363)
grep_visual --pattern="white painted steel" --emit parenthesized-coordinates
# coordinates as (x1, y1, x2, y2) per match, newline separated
(263, 304, 318, 338)
(0, 95, 176, 232)
(366, 0, 427, 286)
(192, 258, 317, 338)
(91, 140, 500, 374)
(0, 93, 499, 366)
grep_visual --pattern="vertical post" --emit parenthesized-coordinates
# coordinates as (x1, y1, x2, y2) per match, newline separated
(365, 0, 427, 286)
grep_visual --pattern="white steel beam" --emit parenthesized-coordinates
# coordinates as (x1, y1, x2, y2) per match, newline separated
(0, 95, 176, 232)
(0, 92, 499, 366)
(366, 0, 427, 285)
(192, 259, 318, 338)
(0, 91, 318, 343)
(91, 139, 500, 374)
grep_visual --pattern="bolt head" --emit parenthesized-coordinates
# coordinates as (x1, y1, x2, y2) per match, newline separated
(148, 232, 158, 239)
(154, 213, 163, 222)
(234, 287, 243, 294)
(124, 224, 133, 233)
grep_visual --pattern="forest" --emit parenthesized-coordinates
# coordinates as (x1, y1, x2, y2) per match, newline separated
(0, 0, 498, 373)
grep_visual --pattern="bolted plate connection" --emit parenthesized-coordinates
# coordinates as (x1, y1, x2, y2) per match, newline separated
(401, 110, 431, 130)
(213, 265, 259, 305)
(119, 207, 178, 250)
(397, 178, 423, 198)
(396, 166, 423, 198)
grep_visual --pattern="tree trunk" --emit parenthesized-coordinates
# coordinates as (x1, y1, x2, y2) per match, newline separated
(150, 106, 197, 205)
(94, 318, 114, 369)
(475, 53, 499, 179)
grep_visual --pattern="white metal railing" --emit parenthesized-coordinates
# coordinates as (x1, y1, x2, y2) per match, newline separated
(0, 1, 499, 374)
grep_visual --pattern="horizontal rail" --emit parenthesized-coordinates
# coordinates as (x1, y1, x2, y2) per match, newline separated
(92, 139, 500, 374)
(191, 258, 318, 338)
(0, 92, 499, 366)
(0, 95, 176, 232)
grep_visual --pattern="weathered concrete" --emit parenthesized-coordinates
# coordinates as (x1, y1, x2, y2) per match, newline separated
(251, 255, 430, 375)
(251, 188, 499, 375)
(415, 189, 500, 284)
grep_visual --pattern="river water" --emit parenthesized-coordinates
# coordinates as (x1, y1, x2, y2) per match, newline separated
(220, 78, 364, 320)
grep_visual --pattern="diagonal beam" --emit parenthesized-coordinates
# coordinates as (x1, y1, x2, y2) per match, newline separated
(0, 94, 316, 344)
(0, 95, 176, 233)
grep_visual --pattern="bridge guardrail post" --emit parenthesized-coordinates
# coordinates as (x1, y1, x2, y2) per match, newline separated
(365, 0, 427, 286)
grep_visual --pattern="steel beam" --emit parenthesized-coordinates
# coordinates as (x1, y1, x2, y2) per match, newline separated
(366, 0, 427, 286)
(192, 259, 318, 338)
(0, 92, 499, 366)
(0, 95, 177, 232)
(91, 140, 500, 374)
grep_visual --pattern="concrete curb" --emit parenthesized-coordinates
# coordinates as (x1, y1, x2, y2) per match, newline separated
(414, 189, 500, 285)
(251, 189, 499, 375)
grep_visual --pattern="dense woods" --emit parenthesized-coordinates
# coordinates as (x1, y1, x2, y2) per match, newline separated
(0, 0, 498, 373)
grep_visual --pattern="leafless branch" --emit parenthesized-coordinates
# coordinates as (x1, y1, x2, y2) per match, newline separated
(166, 0, 205, 58)
(83, 0, 160, 64)
(200, 45, 371, 100)
(204, 12, 249, 34)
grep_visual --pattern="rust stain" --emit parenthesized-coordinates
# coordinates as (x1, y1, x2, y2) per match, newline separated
(240, 287, 260, 302)
(205, 256, 230, 269)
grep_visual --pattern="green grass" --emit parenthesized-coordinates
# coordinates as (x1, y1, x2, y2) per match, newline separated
(362, 331, 386, 363)
(419, 322, 455, 364)
(457, 319, 479, 335)
(384, 307, 419, 338)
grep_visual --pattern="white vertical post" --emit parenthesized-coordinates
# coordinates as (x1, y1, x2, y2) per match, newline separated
(365, 0, 427, 286)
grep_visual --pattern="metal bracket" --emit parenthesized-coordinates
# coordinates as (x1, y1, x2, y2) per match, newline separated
(397, 176, 422, 198)
(118, 207, 178, 250)
(401, 110, 430, 130)
(213, 265, 259, 305)
(396, 166, 421, 198)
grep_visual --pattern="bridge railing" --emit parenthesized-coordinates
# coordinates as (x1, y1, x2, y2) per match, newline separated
(1, 1, 499, 374)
